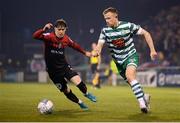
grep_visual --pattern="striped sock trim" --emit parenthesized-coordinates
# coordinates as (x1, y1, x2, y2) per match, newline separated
(130, 80, 144, 100)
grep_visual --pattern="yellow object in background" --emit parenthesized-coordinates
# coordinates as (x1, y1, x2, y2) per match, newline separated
(90, 51, 99, 64)
(110, 60, 118, 74)
(92, 73, 99, 85)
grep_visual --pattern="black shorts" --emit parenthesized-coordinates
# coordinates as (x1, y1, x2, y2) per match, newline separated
(48, 65, 78, 92)
(91, 64, 98, 74)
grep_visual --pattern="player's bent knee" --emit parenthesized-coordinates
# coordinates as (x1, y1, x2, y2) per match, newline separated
(62, 87, 70, 94)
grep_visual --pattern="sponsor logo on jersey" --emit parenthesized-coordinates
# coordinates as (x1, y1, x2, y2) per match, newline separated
(112, 38, 125, 48)
(51, 49, 63, 55)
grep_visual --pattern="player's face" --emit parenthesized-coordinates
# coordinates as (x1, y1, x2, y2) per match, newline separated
(54, 27, 66, 38)
(92, 43, 97, 50)
(104, 12, 118, 27)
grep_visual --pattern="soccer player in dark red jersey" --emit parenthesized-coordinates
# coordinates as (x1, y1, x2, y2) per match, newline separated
(33, 19, 97, 110)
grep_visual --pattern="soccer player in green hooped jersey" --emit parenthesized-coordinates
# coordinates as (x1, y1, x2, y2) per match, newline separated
(93, 7, 158, 113)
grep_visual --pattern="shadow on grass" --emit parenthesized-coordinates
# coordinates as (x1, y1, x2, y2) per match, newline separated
(50, 109, 106, 120)
(35, 109, 91, 121)
(127, 112, 159, 122)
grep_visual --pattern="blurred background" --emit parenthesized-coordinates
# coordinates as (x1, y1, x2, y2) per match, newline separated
(0, 0, 180, 86)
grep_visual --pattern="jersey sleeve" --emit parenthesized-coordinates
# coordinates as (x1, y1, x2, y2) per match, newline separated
(67, 37, 86, 55)
(98, 29, 106, 44)
(32, 29, 51, 41)
(129, 23, 141, 35)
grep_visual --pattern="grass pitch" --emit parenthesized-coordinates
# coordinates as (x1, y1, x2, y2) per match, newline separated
(0, 82, 180, 122)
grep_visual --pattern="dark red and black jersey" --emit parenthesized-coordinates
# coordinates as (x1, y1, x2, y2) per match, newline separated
(33, 29, 86, 73)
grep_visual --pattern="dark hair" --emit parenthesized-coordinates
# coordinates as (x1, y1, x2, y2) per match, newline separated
(54, 19, 67, 28)
(103, 7, 119, 15)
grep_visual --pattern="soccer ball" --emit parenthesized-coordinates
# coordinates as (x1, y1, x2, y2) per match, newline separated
(37, 99, 54, 114)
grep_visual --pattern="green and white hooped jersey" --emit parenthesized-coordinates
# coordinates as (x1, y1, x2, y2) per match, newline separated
(98, 21, 140, 65)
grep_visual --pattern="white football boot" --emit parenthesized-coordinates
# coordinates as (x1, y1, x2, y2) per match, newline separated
(140, 93, 151, 113)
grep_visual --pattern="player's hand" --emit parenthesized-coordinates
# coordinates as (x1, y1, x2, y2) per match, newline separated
(43, 23, 53, 31)
(85, 51, 92, 57)
(150, 51, 158, 61)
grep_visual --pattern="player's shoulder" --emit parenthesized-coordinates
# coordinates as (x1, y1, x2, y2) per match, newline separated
(64, 34, 69, 38)
(120, 21, 129, 24)
(101, 24, 109, 30)
(64, 34, 73, 42)
(63, 34, 70, 40)
(101, 25, 111, 33)
(124, 21, 139, 27)
(119, 21, 132, 27)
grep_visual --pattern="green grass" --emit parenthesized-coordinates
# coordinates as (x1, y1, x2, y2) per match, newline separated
(0, 82, 180, 122)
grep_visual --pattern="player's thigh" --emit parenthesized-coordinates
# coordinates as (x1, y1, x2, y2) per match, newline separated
(115, 63, 127, 80)
(64, 65, 80, 85)
(49, 74, 68, 92)
(124, 53, 139, 81)
(126, 53, 139, 68)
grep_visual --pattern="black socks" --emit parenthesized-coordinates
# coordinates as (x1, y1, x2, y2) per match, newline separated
(77, 81, 87, 94)
(64, 90, 79, 103)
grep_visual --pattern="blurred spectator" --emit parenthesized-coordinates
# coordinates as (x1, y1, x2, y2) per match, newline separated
(139, 51, 170, 69)
(109, 60, 119, 86)
(137, 5, 180, 66)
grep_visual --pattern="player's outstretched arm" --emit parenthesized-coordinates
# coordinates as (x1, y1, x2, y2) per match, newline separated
(85, 51, 92, 57)
(68, 38, 90, 57)
(138, 28, 158, 61)
(33, 23, 53, 40)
